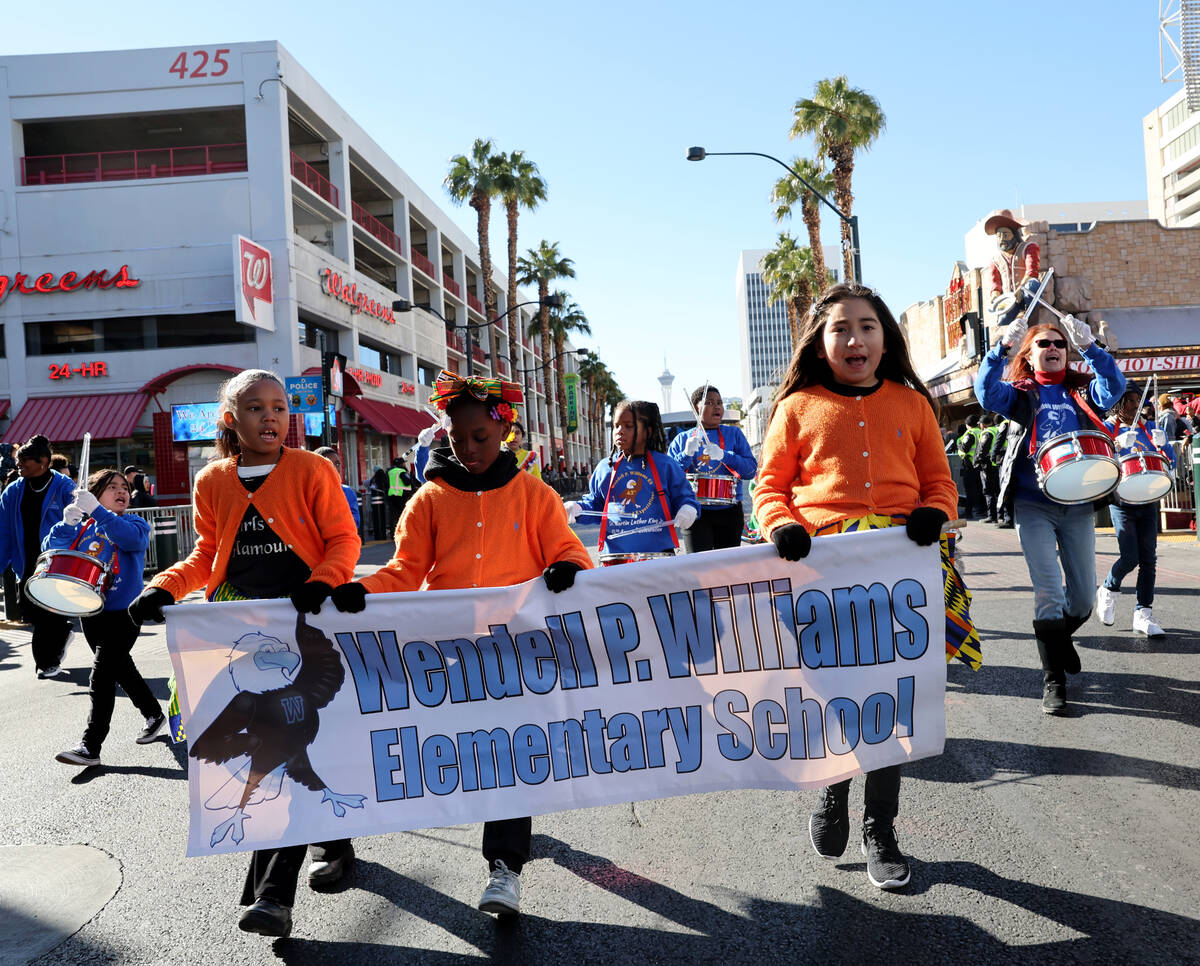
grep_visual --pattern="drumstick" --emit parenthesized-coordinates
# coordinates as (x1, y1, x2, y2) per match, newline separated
(76, 433, 91, 490)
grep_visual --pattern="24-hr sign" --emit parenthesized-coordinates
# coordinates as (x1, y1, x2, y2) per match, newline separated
(233, 236, 274, 331)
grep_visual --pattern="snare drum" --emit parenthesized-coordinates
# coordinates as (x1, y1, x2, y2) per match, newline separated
(1034, 430, 1119, 504)
(686, 473, 738, 506)
(24, 549, 111, 616)
(1115, 451, 1173, 505)
(599, 551, 676, 567)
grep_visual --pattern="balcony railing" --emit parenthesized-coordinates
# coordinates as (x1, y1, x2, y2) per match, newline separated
(290, 152, 339, 207)
(446, 332, 465, 353)
(467, 293, 484, 314)
(411, 248, 437, 279)
(471, 345, 489, 364)
(21, 142, 248, 186)
(496, 359, 510, 376)
(352, 202, 402, 256)
(443, 273, 461, 297)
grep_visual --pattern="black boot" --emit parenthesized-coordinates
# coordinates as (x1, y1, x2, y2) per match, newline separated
(1060, 611, 1089, 676)
(1033, 620, 1068, 715)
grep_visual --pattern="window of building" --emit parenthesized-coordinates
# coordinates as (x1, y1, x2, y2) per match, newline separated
(1166, 124, 1200, 162)
(25, 312, 254, 355)
(297, 318, 340, 353)
(417, 360, 439, 386)
(358, 339, 404, 375)
(1165, 99, 1192, 133)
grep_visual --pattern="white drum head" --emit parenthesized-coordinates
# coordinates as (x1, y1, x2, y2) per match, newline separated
(1116, 472, 1173, 504)
(25, 575, 105, 616)
(1043, 459, 1119, 503)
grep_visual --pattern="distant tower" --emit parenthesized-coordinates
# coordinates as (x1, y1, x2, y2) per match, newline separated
(657, 357, 674, 412)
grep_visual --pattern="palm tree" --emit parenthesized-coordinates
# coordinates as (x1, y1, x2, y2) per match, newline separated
(760, 233, 818, 348)
(790, 76, 885, 282)
(516, 241, 575, 466)
(770, 156, 835, 295)
(579, 351, 621, 464)
(494, 150, 547, 382)
(547, 295, 591, 434)
(444, 139, 502, 372)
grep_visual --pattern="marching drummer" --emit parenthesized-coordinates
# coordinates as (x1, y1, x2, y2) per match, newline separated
(974, 306, 1125, 715)
(667, 385, 757, 553)
(1095, 385, 1175, 638)
(567, 400, 699, 563)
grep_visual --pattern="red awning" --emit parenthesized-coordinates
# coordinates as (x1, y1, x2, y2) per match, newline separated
(344, 396, 428, 437)
(138, 363, 242, 396)
(3, 392, 150, 444)
(0, 400, 10, 421)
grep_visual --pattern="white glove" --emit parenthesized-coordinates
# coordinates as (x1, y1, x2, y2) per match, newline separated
(417, 424, 437, 448)
(62, 503, 86, 526)
(73, 489, 100, 514)
(683, 432, 702, 457)
(1151, 428, 1168, 448)
(674, 504, 698, 531)
(1001, 313, 1028, 349)
(564, 501, 581, 525)
(705, 442, 724, 462)
(1060, 313, 1094, 351)
(1116, 429, 1138, 449)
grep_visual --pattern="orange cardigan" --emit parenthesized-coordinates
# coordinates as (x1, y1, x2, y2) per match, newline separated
(361, 469, 591, 594)
(753, 381, 958, 536)
(151, 447, 360, 601)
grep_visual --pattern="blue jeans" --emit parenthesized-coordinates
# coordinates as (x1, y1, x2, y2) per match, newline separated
(1103, 502, 1158, 608)
(1014, 498, 1096, 621)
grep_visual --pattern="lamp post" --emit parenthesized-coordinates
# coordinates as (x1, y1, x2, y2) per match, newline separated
(685, 146, 862, 284)
(514, 346, 588, 375)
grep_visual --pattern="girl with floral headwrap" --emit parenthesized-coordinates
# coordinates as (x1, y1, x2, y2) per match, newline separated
(330, 369, 591, 918)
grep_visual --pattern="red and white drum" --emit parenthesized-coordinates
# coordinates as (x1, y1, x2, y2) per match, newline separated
(1033, 430, 1119, 504)
(687, 473, 738, 506)
(1115, 451, 1173, 505)
(24, 549, 111, 616)
(599, 551, 676, 567)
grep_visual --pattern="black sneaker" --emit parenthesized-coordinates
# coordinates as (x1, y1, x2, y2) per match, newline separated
(238, 898, 292, 938)
(56, 745, 100, 768)
(861, 824, 911, 890)
(1042, 681, 1067, 715)
(808, 785, 850, 859)
(136, 713, 166, 744)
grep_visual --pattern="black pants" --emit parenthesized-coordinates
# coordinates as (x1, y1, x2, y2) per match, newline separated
(386, 495, 407, 535)
(960, 463, 984, 518)
(982, 466, 1000, 521)
(829, 764, 901, 825)
(681, 505, 744, 554)
(483, 817, 532, 874)
(80, 609, 160, 755)
(242, 838, 353, 907)
(21, 578, 73, 673)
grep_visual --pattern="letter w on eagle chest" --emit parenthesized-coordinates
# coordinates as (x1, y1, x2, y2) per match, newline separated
(279, 695, 306, 724)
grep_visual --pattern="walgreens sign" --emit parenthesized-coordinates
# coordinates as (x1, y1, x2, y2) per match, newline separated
(320, 269, 395, 323)
(0, 265, 139, 304)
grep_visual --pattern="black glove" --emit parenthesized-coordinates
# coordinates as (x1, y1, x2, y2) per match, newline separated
(290, 581, 332, 615)
(330, 582, 367, 613)
(906, 506, 949, 546)
(543, 560, 583, 593)
(771, 523, 811, 561)
(129, 587, 175, 624)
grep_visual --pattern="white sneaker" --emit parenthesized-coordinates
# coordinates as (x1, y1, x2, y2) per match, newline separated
(478, 860, 521, 915)
(1095, 586, 1117, 626)
(1132, 607, 1165, 637)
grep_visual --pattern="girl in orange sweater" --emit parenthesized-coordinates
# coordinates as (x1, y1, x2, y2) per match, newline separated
(128, 369, 360, 939)
(331, 370, 591, 918)
(753, 283, 966, 892)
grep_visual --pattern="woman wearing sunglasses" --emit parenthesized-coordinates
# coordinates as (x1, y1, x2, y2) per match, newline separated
(974, 310, 1125, 715)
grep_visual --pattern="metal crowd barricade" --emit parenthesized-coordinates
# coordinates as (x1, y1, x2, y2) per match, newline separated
(126, 504, 196, 576)
(1159, 439, 1195, 530)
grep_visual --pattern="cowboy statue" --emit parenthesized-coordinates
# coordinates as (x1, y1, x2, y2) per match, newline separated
(985, 209, 1040, 305)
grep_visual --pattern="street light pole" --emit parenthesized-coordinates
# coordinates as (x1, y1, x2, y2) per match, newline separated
(686, 146, 862, 284)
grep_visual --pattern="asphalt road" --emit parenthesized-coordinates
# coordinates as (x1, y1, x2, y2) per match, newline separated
(1, 523, 1197, 965)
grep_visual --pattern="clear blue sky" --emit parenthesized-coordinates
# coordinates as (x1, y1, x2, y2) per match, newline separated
(6, 0, 1170, 404)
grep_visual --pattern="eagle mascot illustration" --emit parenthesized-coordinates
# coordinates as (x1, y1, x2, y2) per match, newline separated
(190, 612, 365, 847)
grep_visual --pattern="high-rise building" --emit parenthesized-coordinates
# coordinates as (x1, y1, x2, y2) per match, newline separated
(657, 358, 674, 412)
(735, 248, 838, 399)
(1144, 88, 1200, 226)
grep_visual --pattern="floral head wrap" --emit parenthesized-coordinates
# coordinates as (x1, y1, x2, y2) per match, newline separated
(428, 369, 523, 423)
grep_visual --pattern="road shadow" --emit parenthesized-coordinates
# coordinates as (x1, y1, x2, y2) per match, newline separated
(909, 735, 1200, 792)
(69, 762, 186, 784)
(268, 841, 1197, 965)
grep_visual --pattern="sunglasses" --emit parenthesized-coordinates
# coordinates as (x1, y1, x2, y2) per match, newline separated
(1034, 338, 1068, 349)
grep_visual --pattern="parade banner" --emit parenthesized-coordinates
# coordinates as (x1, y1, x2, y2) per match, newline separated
(564, 372, 580, 432)
(166, 528, 946, 856)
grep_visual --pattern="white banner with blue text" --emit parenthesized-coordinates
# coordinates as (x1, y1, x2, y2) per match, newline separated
(166, 527, 946, 856)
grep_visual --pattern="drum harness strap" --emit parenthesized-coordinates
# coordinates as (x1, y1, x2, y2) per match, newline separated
(1027, 389, 1114, 459)
(696, 427, 742, 483)
(598, 453, 679, 552)
(67, 517, 120, 580)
